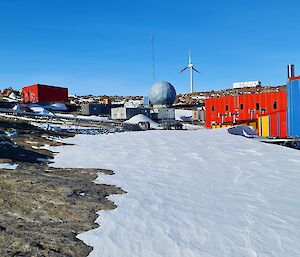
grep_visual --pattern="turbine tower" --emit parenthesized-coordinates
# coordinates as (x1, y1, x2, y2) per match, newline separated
(179, 51, 200, 93)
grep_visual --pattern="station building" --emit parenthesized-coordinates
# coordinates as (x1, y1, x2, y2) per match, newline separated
(205, 71, 300, 138)
(22, 84, 68, 104)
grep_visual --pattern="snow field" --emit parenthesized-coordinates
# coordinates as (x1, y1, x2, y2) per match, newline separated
(50, 129, 300, 257)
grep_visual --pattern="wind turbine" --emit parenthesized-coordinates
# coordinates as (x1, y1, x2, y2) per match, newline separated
(179, 51, 200, 93)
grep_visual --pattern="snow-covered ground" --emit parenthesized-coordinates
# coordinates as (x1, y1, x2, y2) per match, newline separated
(182, 123, 204, 130)
(50, 129, 300, 257)
(125, 114, 162, 129)
(0, 163, 19, 170)
(55, 113, 113, 122)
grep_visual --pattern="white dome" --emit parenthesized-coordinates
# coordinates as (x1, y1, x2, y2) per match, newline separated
(149, 81, 176, 107)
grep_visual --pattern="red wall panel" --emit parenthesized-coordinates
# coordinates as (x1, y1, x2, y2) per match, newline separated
(269, 114, 278, 137)
(279, 110, 287, 138)
(205, 90, 287, 128)
(22, 84, 68, 103)
(260, 110, 287, 138)
(22, 85, 39, 103)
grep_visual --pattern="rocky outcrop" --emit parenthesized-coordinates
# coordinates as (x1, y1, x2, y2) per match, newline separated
(0, 117, 125, 256)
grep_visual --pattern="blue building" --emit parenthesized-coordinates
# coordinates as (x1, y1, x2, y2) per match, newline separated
(287, 77, 300, 137)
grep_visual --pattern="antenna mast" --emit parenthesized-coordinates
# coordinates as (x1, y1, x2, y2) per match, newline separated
(152, 35, 156, 83)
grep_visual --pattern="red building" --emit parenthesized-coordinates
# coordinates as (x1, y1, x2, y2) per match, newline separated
(22, 84, 68, 103)
(205, 90, 288, 137)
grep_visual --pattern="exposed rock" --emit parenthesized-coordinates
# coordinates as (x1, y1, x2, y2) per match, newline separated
(0, 116, 125, 256)
(0, 166, 124, 257)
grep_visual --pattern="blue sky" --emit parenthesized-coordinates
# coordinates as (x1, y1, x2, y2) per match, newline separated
(0, 0, 300, 96)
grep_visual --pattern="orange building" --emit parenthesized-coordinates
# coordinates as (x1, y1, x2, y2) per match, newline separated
(205, 90, 288, 137)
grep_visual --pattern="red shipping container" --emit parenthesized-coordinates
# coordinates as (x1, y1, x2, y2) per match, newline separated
(22, 84, 68, 103)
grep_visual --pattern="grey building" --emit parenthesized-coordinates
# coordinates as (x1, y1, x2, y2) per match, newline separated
(111, 107, 150, 120)
(157, 108, 175, 120)
(81, 103, 111, 116)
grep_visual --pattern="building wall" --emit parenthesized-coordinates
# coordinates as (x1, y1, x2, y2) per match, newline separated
(81, 103, 111, 116)
(175, 109, 200, 121)
(22, 84, 68, 103)
(270, 110, 287, 138)
(22, 85, 39, 103)
(257, 110, 287, 138)
(111, 107, 126, 120)
(205, 90, 287, 128)
(157, 108, 175, 120)
(287, 78, 300, 137)
(126, 108, 150, 119)
(111, 107, 150, 120)
(258, 116, 270, 137)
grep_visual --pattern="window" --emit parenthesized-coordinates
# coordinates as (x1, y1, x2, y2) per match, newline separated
(273, 101, 277, 110)
(240, 104, 244, 110)
(225, 105, 229, 111)
(256, 103, 260, 111)
(261, 108, 267, 114)
(212, 106, 215, 112)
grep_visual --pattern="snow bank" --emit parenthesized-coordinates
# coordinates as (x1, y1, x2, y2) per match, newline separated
(182, 123, 204, 130)
(0, 131, 17, 137)
(8, 92, 18, 100)
(125, 114, 161, 129)
(30, 106, 54, 116)
(27, 102, 68, 111)
(50, 129, 300, 257)
(2, 97, 17, 102)
(56, 113, 113, 122)
(0, 163, 18, 170)
(48, 102, 68, 111)
(12, 105, 23, 113)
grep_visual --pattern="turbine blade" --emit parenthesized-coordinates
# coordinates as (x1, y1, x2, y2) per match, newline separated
(193, 67, 201, 73)
(179, 67, 188, 73)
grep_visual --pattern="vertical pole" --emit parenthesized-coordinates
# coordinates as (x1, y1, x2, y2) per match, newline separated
(190, 67, 193, 93)
(152, 35, 155, 83)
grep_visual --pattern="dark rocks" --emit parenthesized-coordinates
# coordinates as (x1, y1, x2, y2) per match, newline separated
(0, 165, 124, 257)
(0, 116, 125, 256)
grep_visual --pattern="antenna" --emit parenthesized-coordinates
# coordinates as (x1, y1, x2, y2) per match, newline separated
(152, 35, 156, 83)
(179, 50, 200, 93)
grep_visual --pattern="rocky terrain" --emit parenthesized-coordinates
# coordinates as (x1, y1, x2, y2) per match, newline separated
(0, 116, 124, 256)
(175, 85, 286, 106)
